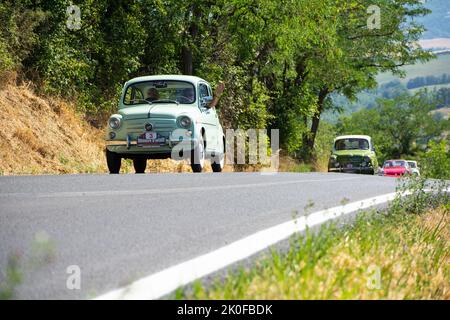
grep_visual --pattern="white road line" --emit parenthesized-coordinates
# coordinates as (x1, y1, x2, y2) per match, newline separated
(94, 191, 399, 300)
(0, 176, 359, 198)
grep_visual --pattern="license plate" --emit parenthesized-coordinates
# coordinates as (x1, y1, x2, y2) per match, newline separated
(347, 164, 353, 169)
(144, 132, 157, 140)
(137, 132, 165, 146)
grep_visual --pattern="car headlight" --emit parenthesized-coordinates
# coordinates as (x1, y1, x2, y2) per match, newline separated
(178, 116, 192, 129)
(109, 117, 121, 130)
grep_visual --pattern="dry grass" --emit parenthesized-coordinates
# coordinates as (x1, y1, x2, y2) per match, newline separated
(0, 83, 108, 175)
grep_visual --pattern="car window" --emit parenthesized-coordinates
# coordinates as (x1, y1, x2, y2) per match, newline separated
(199, 83, 209, 99)
(123, 80, 196, 105)
(335, 138, 369, 151)
(124, 86, 144, 103)
(408, 162, 417, 168)
(384, 161, 406, 167)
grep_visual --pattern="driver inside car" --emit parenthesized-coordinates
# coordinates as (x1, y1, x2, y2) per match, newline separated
(146, 88, 160, 102)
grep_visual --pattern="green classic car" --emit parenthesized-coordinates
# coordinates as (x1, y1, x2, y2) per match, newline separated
(105, 75, 225, 174)
(328, 135, 378, 175)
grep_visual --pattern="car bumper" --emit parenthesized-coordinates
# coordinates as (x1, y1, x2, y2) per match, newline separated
(105, 136, 198, 155)
(328, 166, 374, 174)
(383, 173, 408, 178)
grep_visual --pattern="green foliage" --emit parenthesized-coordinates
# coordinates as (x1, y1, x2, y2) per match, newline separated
(420, 141, 450, 180)
(0, 1, 45, 76)
(336, 93, 448, 162)
(312, 121, 337, 169)
(0, 253, 22, 300)
(0, 0, 434, 146)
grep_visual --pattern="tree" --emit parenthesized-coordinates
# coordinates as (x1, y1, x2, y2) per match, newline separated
(298, 0, 433, 159)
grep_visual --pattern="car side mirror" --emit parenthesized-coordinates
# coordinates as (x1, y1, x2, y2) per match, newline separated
(201, 96, 213, 108)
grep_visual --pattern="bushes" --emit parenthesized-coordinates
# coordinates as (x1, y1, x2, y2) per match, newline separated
(0, 0, 435, 152)
(0, 1, 45, 80)
(421, 141, 450, 180)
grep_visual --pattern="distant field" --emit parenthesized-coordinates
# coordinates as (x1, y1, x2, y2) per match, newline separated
(377, 53, 450, 85)
(410, 83, 450, 93)
(432, 106, 450, 119)
(418, 38, 450, 50)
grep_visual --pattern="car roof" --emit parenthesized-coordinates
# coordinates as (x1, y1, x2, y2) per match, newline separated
(385, 159, 407, 162)
(125, 75, 207, 86)
(334, 135, 372, 141)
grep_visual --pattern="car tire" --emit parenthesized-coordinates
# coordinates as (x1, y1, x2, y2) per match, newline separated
(106, 149, 121, 174)
(211, 139, 225, 173)
(133, 158, 147, 174)
(191, 134, 205, 173)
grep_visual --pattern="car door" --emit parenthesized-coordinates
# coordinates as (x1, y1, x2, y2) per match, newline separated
(198, 82, 217, 151)
(208, 84, 224, 152)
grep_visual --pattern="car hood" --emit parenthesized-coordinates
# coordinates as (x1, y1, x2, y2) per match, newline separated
(119, 104, 196, 120)
(333, 150, 372, 157)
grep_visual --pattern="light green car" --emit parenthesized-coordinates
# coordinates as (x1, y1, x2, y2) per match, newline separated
(105, 75, 225, 174)
(328, 135, 378, 175)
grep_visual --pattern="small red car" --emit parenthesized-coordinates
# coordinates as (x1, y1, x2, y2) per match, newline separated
(381, 160, 412, 178)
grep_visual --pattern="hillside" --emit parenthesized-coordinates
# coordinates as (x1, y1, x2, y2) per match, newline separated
(322, 0, 450, 122)
(0, 82, 107, 175)
(323, 52, 450, 122)
(376, 53, 450, 85)
(416, 0, 450, 39)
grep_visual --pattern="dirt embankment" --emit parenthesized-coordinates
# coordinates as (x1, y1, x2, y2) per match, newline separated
(0, 82, 109, 175)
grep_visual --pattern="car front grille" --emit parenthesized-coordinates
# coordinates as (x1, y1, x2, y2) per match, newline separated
(124, 118, 177, 134)
(337, 155, 364, 165)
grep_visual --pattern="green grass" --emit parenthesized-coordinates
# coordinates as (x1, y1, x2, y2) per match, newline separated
(176, 202, 449, 299)
(289, 163, 314, 173)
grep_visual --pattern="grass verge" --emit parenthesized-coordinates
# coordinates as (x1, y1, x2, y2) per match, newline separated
(177, 198, 449, 299)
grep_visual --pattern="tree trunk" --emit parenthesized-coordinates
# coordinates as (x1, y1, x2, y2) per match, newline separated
(182, 47, 193, 75)
(303, 87, 329, 159)
(181, 5, 200, 75)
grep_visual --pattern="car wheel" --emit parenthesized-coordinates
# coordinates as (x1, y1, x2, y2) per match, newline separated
(106, 148, 121, 174)
(211, 139, 225, 173)
(191, 134, 205, 173)
(133, 158, 147, 174)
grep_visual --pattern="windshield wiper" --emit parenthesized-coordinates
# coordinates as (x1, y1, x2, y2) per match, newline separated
(129, 99, 152, 105)
(151, 99, 180, 105)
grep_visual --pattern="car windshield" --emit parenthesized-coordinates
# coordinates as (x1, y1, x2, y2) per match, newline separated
(123, 80, 196, 106)
(384, 161, 406, 168)
(335, 138, 369, 151)
(408, 162, 417, 168)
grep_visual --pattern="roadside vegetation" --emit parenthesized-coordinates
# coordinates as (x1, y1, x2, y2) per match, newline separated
(0, 0, 448, 174)
(176, 178, 449, 300)
(0, 1, 443, 169)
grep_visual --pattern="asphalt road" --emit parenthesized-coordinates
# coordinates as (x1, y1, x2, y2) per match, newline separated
(0, 172, 399, 299)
